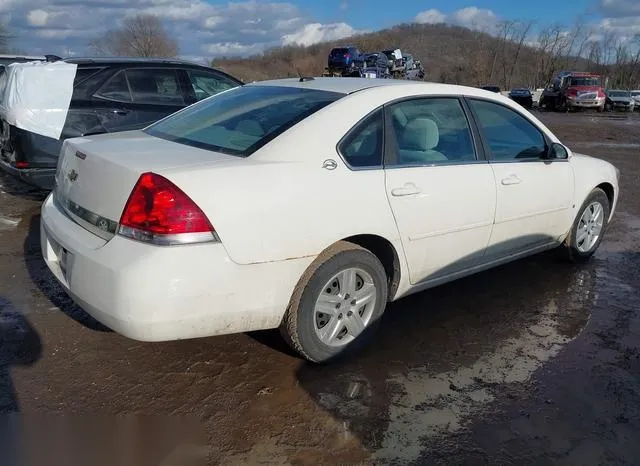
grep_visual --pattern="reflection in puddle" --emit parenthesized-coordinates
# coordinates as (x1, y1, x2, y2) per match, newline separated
(376, 297, 586, 463)
(304, 263, 597, 464)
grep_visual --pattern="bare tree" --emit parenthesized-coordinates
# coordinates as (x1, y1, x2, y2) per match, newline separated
(89, 14, 179, 57)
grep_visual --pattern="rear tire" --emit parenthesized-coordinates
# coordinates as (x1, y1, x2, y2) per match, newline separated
(280, 241, 388, 363)
(562, 188, 610, 263)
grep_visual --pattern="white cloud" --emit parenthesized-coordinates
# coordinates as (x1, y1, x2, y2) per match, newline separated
(4, 0, 360, 59)
(415, 9, 446, 25)
(282, 22, 364, 47)
(26, 9, 48, 27)
(415, 6, 499, 31)
(599, 0, 640, 17)
(450, 7, 498, 30)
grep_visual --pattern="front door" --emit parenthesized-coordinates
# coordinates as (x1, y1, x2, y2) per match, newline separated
(383, 97, 496, 284)
(467, 98, 574, 258)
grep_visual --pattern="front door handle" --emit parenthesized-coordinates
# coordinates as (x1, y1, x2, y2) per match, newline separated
(112, 109, 129, 115)
(501, 174, 521, 186)
(391, 183, 421, 197)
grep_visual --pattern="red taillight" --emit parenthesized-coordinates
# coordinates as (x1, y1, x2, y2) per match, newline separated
(14, 161, 29, 169)
(598, 90, 605, 98)
(567, 88, 578, 96)
(118, 172, 217, 245)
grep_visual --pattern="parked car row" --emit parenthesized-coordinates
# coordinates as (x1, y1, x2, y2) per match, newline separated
(0, 55, 622, 364)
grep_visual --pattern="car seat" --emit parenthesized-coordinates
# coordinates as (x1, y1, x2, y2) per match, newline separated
(398, 117, 447, 164)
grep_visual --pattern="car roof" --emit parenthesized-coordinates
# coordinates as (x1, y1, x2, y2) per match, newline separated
(246, 77, 502, 98)
(63, 57, 210, 67)
(247, 77, 423, 94)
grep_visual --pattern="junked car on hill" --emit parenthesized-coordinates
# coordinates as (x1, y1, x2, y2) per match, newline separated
(41, 78, 619, 363)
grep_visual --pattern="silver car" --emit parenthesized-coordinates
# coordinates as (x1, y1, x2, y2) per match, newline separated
(606, 90, 635, 112)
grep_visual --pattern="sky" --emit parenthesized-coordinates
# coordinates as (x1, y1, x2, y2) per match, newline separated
(1, 0, 638, 62)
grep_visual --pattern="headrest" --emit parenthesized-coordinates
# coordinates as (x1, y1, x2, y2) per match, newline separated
(401, 117, 439, 151)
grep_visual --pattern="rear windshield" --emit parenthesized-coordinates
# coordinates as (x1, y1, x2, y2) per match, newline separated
(330, 48, 350, 56)
(145, 85, 343, 157)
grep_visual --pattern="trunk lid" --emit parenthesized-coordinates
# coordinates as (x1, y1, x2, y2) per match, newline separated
(54, 130, 242, 240)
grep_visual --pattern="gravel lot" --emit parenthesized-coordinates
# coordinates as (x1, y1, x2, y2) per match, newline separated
(0, 110, 639, 465)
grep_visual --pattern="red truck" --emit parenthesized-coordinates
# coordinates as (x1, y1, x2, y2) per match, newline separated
(539, 71, 606, 112)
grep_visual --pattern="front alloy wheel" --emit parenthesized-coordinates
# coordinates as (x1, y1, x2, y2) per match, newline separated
(563, 187, 610, 262)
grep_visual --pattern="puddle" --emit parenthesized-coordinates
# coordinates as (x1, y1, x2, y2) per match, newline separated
(0, 216, 19, 231)
(299, 260, 597, 464)
(374, 286, 591, 464)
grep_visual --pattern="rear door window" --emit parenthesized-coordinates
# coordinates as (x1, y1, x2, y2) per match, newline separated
(145, 85, 343, 157)
(186, 69, 239, 101)
(126, 68, 184, 105)
(94, 70, 132, 102)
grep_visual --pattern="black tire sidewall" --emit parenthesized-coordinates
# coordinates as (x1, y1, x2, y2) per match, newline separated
(568, 189, 610, 260)
(295, 249, 388, 363)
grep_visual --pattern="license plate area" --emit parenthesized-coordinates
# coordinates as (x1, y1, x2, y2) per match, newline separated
(48, 234, 70, 278)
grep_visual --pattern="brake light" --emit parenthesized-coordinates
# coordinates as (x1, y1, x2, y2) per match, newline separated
(118, 172, 217, 246)
(567, 88, 578, 96)
(597, 90, 605, 98)
(14, 161, 29, 168)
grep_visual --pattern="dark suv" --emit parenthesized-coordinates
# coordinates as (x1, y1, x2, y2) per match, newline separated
(327, 46, 362, 74)
(0, 57, 243, 189)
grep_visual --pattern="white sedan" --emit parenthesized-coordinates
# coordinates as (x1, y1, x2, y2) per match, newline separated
(41, 78, 620, 362)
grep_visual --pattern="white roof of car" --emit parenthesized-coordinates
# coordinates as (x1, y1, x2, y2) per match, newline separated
(248, 77, 416, 94)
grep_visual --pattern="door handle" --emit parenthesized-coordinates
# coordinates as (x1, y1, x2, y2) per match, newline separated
(501, 174, 521, 186)
(112, 109, 129, 115)
(391, 183, 421, 197)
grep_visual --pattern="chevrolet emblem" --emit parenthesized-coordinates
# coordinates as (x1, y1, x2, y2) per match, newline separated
(68, 169, 78, 182)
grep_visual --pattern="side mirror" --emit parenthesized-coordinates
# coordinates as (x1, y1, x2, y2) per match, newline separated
(548, 142, 569, 160)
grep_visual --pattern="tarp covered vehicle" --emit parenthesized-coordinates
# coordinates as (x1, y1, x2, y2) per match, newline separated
(0, 58, 242, 190)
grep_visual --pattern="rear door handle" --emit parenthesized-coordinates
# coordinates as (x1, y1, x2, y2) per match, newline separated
(112, 109, 129, 115)
(391, 183, 421, 197)
(501, 174, 521, 185)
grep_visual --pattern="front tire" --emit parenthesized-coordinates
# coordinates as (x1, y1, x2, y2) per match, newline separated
(563, 188, 610, 262)
(280, 241, 388, 363)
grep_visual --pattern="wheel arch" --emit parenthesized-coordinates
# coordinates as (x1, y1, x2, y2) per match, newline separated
(596, 182, 615, 212)
(342, 234, 401, 301)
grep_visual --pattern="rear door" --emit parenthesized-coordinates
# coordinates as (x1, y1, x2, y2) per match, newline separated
(467, 98, 574, 257)
(89, 69, 141, 133)
(383, 97, 496, 284)
(125, 68, 186, 128)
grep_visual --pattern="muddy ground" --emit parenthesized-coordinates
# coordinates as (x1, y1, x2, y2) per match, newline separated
(0, 110, 639, 465)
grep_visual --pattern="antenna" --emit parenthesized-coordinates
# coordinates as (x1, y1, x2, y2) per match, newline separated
(295, 66, 315, 82)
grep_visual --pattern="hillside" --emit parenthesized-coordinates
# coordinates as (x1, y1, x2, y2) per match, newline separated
(213, 22, 592, 89)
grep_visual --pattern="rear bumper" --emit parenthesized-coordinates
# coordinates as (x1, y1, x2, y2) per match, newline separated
(0, 122, 60, 189)
(0, 158, 56, 189)
(40, 193, 313, 341)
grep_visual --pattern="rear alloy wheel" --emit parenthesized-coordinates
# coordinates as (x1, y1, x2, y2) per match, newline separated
(280, 241, 388, 363)
(563, 188, 610, 262)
